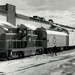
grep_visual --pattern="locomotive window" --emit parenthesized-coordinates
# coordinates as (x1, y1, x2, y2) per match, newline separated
(43, 38, 46, 40)
(28, 30, 32, 34)
(12, 35, 17, 40)
(24, 30, 26, 34)
(6, 35, 17, 40)
(6, 35, 12, 40)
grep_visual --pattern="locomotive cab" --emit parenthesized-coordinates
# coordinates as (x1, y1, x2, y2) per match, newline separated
(0, 27, 28, 50)
(26, 30, 37, 47)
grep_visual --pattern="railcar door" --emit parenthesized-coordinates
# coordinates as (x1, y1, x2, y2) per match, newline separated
(34, 27, 47, 48)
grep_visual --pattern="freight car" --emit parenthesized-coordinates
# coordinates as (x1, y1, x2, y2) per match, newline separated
(34, 27, 75, 53)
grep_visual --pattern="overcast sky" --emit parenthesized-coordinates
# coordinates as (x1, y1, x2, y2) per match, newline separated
(0, 0, 75, 27)
(0, 0, 75, 10)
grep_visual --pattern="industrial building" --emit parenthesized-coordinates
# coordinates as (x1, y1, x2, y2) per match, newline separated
(0, 3, 75, 30)
(0, 3, 52, 29)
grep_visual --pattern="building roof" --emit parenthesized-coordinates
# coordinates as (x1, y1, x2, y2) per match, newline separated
(54, 23, 75, 30)
(0, 20, 16, 30)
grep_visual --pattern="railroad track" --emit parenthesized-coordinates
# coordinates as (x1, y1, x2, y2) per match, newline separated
(0, 49, 75, 61)
(0, 49, 75, 75)
(57, 49, 75, 55)
(4, 52, 74, 75)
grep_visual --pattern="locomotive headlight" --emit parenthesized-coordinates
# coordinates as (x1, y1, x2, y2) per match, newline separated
(29, 37, 31, 42)
(19, 30, 22, 33)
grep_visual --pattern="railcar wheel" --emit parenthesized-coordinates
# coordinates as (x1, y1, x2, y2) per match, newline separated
(44, 48, 48, 54)
(38, 49, 42, 54)
(7, 50, 12, 60)
(36, 49, 43, 55)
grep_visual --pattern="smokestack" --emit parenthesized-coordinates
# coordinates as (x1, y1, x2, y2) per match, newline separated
(6, 4, 16, 26)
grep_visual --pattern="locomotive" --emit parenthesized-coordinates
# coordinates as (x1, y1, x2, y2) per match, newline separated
(0, 25, 43, 59)
(0, 22, 75, 59)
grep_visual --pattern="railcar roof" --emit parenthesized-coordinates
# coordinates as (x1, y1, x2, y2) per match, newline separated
(46, 30, 68, 36)
(18, 23, 37, 30)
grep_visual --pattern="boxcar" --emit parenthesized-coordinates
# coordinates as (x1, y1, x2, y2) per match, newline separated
(34, 27, 69, 53)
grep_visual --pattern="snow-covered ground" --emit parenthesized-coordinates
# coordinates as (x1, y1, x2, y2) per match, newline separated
(0, 50, 75, 75)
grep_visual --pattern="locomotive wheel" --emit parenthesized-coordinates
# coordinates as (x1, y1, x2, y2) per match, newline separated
(18, 51, 24, 58)
(39, 49, 43, 54)
(36, 50, 39, 55)
(0, 52, 8, 60)
(36, 49, 43, 55)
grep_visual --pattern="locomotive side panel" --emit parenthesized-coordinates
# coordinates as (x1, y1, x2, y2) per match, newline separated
(0, 34, 6, 49)
(0, 27, 6, 49)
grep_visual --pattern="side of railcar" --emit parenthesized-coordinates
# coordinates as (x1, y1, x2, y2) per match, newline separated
(67, 31, 75, 49)
(46, 30, 68, 52)
(34, 27, 69, 53)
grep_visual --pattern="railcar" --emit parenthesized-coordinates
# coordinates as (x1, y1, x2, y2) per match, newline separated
(34, 27, 75, 53)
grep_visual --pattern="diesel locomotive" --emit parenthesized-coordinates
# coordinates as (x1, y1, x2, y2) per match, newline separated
(0, 25, 44, 59)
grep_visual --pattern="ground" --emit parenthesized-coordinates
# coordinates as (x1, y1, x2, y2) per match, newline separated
(0, 50, 75, 75)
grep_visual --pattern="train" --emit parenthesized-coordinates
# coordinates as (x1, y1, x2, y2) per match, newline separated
(0, 19, 75, 59)
(0, 23, 75, 59)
